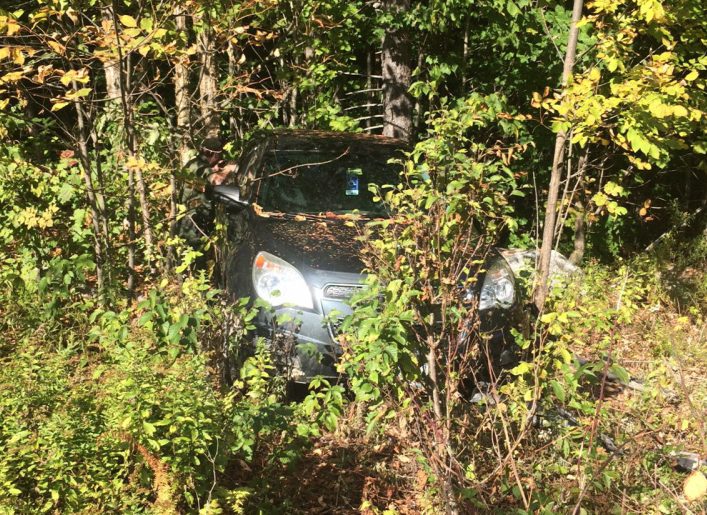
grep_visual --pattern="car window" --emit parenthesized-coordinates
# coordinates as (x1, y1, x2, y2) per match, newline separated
(256, 147, 402, 216)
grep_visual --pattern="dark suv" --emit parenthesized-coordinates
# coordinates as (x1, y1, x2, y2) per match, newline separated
(210, 130, 525, 382)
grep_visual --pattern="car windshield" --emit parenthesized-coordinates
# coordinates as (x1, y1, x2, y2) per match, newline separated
(256, 146, 402, 216)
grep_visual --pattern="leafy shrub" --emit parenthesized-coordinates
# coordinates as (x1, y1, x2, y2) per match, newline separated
(340, 94, 529, 509)
(0, 269, 345, 512)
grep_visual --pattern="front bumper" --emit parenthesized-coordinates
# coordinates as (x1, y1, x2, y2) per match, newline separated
(253, 301, 529, 383)
(254, 306, 342, 383)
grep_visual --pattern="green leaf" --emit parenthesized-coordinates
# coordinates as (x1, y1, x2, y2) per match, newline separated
(139, 17, 153, 32)
(506, 0, 520, 17)
(57, 182, 75, 203)
(143, 421, 156, 436)
(609, 364, 630, 384)
(540, 312, 557, 324)
(7, 430, 31, 444)
(550, 380, 566, 403)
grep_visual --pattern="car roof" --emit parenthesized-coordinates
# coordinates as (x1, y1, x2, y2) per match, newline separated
(265, 129, 408, 153)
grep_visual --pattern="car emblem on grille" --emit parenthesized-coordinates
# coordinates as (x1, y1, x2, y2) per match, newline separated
(323, 284, 363, 300)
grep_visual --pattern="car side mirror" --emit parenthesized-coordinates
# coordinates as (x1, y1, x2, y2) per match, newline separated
(210, 185, 249, 209)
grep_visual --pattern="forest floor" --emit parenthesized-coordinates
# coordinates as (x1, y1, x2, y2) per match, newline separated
(233, 263, 707, 513)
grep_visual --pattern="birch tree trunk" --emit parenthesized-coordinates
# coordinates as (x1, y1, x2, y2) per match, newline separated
(102, 6, 121, 105)
(533, 0, 584, 311)
(381, 0, 413, 142)
(169, 5, 192, 274)
(175, 6, 191, 167)
(198, 19, 219, 138)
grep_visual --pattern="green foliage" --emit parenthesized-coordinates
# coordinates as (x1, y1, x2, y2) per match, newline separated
(0, 0, 705, 511)
(343, 93, 525, 405)
(536, 0, 706, 255)
(0, 270, 345, 512)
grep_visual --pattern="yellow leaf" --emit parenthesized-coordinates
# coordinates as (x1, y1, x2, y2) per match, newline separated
(6, 20, 20, 36)
(47, 40, 65, 55)
(60, 70, 76, 86)
(606, 57, 619, 73)
(531, 91, 543, 108)
(65, 88, 91, 100)
(0, 47, 9, 60)
(126, 156, 142, 169)
(122, 27, 142, 38)
(51, 101, 69, 111)
(36, 64, 53, 84)
(672, 105, 688, 117)
(588, 67, 601, 82)
(683, 471, 707, 502)
(604, 181, 623, 196)
(648, 100, 671, 118)
(74, 68, 90, 84)
(685, 70, 699, 82)
(119, 14, 137, 28)
(12, 49, 24, 65)
(592, 192, 608, 207)
(138, 45, 150, 57)
(0, 71, 24, 83)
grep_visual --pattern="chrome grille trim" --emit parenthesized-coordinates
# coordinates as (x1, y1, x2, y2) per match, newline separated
(322, 283, 364, 300)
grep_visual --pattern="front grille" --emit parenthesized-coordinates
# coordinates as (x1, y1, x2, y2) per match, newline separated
(321, 283, 361, 341)
(323, 284, 363, 300)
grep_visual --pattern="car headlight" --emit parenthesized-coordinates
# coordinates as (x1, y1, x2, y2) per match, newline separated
(252, 251, 313, 309)
(478, 257, 515, 311)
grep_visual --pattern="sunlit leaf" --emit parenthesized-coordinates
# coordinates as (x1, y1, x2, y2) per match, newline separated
(119, 14, 137, 28)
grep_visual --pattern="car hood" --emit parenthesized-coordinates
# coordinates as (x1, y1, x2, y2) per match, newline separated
(251, 215, 366, 273)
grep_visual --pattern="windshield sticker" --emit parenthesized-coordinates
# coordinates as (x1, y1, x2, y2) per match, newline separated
(346, 169, 360, 196)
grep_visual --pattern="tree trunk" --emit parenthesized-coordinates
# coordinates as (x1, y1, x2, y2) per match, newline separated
(226, 39, 241, 138)
(170, 5, 192, 274)
(381, 0, 413, 142)
(288, 86, 298, 128)
(533, 0, 584, 311)
(198, 21, 219, 138)
(569, 201, 586, 265)
(175, 7, 191, 166)
(110, 1, 154, 284)
(74, 95, 105, 294)
(102, 8, 121, 104)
